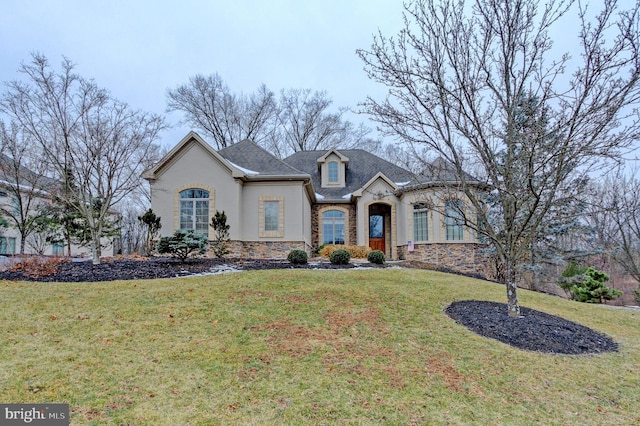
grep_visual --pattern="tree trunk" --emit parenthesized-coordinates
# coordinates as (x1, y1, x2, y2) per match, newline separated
(91, 241, 100, 265)
(91, 228, 101, 265)
(19, 232, 26, 254)
(505, 262, 521, 317)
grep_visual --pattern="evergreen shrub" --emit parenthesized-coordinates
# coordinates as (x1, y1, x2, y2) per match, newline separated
(558, 264, 622, 303)
(329, 248, 351, 265)
(157, 229, 207, 262)
(287, 249, 308, 265)
(367, 250, 386, 264)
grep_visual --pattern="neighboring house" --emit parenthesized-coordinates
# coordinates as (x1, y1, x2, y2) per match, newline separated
(144, 131, 491, 276)
(0, 154, 117, 257)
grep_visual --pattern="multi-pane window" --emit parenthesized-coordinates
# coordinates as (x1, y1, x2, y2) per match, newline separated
(322, 210, 345, 245)
(445, 199, 464, 241)
(327, 161, 339, 183)
(52, 242, 65, 256)
(179, 189, 209, 237)
(413, 202, 429, 242)
(264, 201, 280, 232)
(0, 237, 16, 255)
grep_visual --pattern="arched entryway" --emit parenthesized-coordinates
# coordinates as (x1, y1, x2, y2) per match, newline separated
(368, 203, 392, 256)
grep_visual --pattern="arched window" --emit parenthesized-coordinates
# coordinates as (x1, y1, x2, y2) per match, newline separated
(322, 210, 345, 245)
(179, 189, 209, 237)
(327, 161, 339, 183)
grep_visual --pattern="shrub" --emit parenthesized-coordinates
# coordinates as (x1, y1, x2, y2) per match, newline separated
(558, 264, 622, 303)
(349, 245, 372, 259)
(138, 208, 161, 255)
(157, 230, 207, 262)
(367, 250, 385, 264)
(287, 249, 308, 265)
(319, 244, 371, 259)
(9, 256, 69, 278)
(329, 248, 351, 265)
(210, 210, 230, 258)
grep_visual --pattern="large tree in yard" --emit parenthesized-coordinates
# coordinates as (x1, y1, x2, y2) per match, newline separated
(0, 54, 167, 264)
(358, 0, 640, 316)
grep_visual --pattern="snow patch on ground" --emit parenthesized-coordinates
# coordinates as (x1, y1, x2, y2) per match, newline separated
(178, 264, 243, 277)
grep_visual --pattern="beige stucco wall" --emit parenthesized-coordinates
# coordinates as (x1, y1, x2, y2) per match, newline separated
(149, 141, 242, 240)
(400, 188, 479, 245)
(240, 181, 310, 243)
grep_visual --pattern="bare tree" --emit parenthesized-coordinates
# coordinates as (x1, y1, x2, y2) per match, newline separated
(588, 173, 640, 284)
(0, 53, 167, 264)
(358, 0, 640, 316)
(274, 88, 350, 153)
(167, 74, 380, 157)
(0, 120, 55, 253)
(167, 74, 277, 149)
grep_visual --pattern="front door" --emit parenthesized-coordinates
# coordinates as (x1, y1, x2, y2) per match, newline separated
(369, 214, 385, 254)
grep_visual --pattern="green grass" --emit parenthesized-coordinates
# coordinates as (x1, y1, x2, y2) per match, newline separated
(1, 269, 639, 425)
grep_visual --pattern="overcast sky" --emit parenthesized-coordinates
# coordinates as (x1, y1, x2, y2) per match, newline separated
(1, 0, 406, 148)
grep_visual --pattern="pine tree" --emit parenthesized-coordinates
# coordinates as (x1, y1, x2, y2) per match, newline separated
(210, 210, 230, 258)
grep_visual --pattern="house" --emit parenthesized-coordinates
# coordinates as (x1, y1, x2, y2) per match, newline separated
(143, 131, 490, 277)
(0, 153, 118, 257)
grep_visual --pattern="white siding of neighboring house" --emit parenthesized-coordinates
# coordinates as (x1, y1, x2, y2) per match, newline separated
(0, 190, 116, 257)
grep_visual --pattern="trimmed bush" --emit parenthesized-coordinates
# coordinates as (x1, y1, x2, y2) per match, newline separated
(319, 244, 371, 259)
(329, 248, 351, 265)
(367, 250, 386, 264)
(157, 229, 208, 262)
(287, 249, 308, 265)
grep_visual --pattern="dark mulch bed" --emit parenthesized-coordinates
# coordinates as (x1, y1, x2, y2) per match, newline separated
(1, 257, 619, 355)
(445, 300, 619, 355)
(0, 256, 375, 283)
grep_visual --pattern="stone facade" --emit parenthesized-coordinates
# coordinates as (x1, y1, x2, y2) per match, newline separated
(222, 240, 312, 259)
(398, 242, 493, 280)
(311, 203, 357, 249)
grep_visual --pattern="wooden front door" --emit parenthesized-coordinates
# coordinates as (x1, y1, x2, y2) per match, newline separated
(369, 214, 385, 254)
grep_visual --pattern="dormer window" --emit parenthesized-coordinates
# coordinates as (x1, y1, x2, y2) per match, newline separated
(318, 149, 349, 188)
(328, 161, 339, 183)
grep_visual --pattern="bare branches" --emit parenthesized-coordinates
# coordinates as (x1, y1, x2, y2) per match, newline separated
(167, 74, 378, 157)
(0, 120, 53, 253)
(167, 74, 277, 149)
(358, 0, 640, 315)
(1, 53, 167, 264)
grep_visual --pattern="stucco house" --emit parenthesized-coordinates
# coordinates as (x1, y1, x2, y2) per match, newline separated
(143, 131, 490, 276)
(0, 153, 118, 257)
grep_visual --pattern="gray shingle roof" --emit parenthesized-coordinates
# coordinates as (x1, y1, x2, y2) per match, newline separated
(283, 149, 417, 200)
(0, 153, 60, 192)
(215, 139, 469, 200)
(217, 139, 306, 176)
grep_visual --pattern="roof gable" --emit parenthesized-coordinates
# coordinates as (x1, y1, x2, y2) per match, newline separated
(142, 131, 239, 180)
(352, 172, 398, 198)
(316, 148, 350, 165)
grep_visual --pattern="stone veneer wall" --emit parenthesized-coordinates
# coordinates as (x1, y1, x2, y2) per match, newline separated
(311, 204, 357, 249)
(221, 240, 312, 259)
(398, 243, 493, 280)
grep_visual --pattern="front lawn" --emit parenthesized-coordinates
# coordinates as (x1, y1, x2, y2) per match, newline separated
(1, 269, 638, 425)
